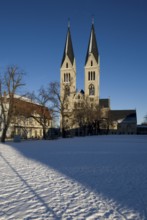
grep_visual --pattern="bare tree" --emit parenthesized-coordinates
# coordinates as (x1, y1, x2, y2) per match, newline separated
(0, 66, 25, 142)
(48, 81, 73, 137)
(25, 87, 52, 139)
(73, 97, 101, 135)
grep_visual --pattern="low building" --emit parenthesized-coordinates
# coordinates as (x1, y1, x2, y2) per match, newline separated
(0, 95, 52, 139)
(109, 110, 137, 134)
(137, 124, 147, 134)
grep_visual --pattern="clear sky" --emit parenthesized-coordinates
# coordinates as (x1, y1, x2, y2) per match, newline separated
(0, 0, 147, 124)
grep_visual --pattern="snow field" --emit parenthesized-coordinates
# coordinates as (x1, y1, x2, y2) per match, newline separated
(0, 135, 147, 219)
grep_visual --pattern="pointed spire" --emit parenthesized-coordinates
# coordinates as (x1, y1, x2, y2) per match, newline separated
(85, 22, 99, 65)
(61, 21, 75, 66)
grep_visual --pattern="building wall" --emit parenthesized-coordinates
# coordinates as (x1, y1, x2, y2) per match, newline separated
(0, 98, 51, 139)
(84, 53, 100, 104)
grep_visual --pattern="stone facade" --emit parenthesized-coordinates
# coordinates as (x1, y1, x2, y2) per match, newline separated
(60, 22, 137, 135)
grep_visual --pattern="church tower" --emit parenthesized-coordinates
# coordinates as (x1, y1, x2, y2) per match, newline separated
(60, 23, 76, 99)
(84, 22, 100, 104)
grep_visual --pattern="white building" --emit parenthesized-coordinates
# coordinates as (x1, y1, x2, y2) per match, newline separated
(0, 95, 52, 139)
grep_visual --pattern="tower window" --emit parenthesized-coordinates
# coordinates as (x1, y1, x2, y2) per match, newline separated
(89, 84, 95, 96)
(64, 73, 70, 82)
(91, 60, 93, 66)
(66, 63, 68, 68)
(88, 71, 95, 81)
(88, 72, 90, 80)
(93, 71, 95, 80)
(64, 73, 67, 82)
(91, 72, 92, 80)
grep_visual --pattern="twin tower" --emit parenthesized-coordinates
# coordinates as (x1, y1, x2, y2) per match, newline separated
(60, 23, 100, 104)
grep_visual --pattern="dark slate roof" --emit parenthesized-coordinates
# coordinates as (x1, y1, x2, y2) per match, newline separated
(85, 24, 99, 65)
(61, 26, 75, 66)
(110, 110, 137, 123)
(99, 99, 110, 108)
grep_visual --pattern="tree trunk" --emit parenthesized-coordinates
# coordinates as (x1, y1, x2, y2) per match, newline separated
(1, 126, 8, 143)
(43, 128, 47, 140)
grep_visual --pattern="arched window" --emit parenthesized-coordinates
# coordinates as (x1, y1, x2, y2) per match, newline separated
(88, 71, 90, 80)
(64, 73, 70, 82)
(64, 73, 68, 82)
(93, 71, 95, 80)
(66, 62, 68, 68)
(91, 60, 93, 66)
(89, 84, 95, 96)
(91, 72, 92, 80)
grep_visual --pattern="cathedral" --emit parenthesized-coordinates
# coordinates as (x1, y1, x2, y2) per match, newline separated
(60, 22, 137, 135)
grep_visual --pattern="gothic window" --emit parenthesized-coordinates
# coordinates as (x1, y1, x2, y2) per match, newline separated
(89, 84, 95, 96)
(64, 73, 70, 82)
(66, 62, 68, 68)
(88, 71, 96, 80)
(88, 71, 90, 80)
(91, 72, 92, 80)
(93, 71, 95, 80)
(91, 60, 93, 66)
(66, 73, 68, 82)
(64, 73, 68, 82)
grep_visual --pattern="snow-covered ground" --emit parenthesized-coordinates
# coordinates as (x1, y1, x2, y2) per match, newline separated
(0, 135, 147, 220)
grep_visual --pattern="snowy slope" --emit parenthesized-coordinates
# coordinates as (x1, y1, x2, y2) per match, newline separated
(0, 135, 147, 219)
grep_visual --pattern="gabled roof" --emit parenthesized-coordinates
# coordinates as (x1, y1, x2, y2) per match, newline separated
(11, 96, 51, 119)
(110, 110, 137, 123)
(61, 26, 75, 66)
(99, 99, 110, 108)
(85, 24, 99, 65)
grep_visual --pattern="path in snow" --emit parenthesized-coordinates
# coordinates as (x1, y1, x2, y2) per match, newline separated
(0, 135, 147, 219)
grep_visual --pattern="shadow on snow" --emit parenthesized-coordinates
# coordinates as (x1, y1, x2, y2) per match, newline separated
(5, 135, 147, 218)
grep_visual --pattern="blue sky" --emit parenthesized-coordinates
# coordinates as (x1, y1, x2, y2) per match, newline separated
(0, 0, 147, 124)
